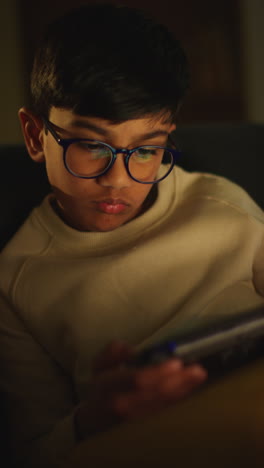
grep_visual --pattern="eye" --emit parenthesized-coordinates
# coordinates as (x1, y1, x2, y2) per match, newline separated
(75, 141, 112, 160)
(131, 147, 162, 163)
(135, 148, 158, 158)
(78, 142, 104, 151)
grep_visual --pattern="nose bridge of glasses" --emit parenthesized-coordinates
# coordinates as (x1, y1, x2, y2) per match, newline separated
(110, 148, 130, 172)
(98, 147, 133, 187)
(114, 148, 131, 157)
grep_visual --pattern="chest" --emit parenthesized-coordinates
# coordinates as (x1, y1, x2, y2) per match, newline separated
(13, 223, 251, 378)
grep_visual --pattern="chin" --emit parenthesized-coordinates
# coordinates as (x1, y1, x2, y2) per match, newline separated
(91, 221, 127, 232)
(75, 218, 127, 232)
(68, 209, 139, 232)
(63, 212, 128, 232)
(86, 211, 138, 232)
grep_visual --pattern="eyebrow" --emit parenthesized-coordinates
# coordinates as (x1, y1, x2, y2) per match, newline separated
(70, 119, 169, 140)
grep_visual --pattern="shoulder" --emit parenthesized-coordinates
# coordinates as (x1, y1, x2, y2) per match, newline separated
(173, 166, 264, 223)
(0, 196, 54, 294)
(1, 196, 53, 257)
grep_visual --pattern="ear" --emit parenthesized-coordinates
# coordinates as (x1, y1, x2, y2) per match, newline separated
(18, 107, 45, 163)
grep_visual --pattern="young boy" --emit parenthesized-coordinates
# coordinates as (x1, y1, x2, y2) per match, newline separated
(0, 4, 264, 467)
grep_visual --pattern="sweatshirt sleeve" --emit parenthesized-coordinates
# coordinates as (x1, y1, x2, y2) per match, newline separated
(0, 292, 78, 468)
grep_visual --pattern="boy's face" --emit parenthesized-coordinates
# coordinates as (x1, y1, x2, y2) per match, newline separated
(31, 107, 175, 232)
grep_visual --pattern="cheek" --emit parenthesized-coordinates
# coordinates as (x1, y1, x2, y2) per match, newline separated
(43, 142, 81, 194)
(43, 141, 64, 183)
(50, 172, 96, 199)
(134, 184, 154, 205)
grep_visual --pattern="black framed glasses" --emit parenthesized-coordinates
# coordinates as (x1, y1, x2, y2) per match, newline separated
(42, 117, 181, 184)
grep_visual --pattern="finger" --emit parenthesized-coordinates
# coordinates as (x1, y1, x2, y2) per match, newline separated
(111, 364, 207, 418)
(154, 364, 207, 399)
(92, 341, 134, 373)
(130, 358, 185, 389)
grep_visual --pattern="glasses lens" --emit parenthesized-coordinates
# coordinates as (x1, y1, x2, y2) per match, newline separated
(128, 147, 174, 183)
(65, 141, 113, 177)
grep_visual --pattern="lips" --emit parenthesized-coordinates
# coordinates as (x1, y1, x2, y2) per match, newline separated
(94, 198, 130, 215)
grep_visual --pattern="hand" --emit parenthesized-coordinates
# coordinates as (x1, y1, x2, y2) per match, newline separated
(74, 341, 207, 440)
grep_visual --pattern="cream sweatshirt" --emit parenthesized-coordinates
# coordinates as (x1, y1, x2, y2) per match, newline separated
(0, 166, 264, 467)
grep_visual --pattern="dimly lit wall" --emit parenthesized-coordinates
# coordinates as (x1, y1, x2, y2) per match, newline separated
(1, 0, 25, 143)
(241, 0, 264, 123)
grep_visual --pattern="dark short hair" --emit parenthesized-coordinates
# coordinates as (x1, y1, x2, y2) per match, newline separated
(30, 3, 189, 123)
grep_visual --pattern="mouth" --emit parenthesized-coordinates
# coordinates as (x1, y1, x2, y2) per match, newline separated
(94, 198, 130, 215)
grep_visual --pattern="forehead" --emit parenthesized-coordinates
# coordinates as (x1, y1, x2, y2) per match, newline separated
(49, 107, 175, 140)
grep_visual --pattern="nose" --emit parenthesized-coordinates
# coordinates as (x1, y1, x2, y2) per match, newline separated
(97, 154, 132, 189)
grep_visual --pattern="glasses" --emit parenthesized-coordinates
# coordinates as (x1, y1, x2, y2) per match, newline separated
(42, 117, 181, 184)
